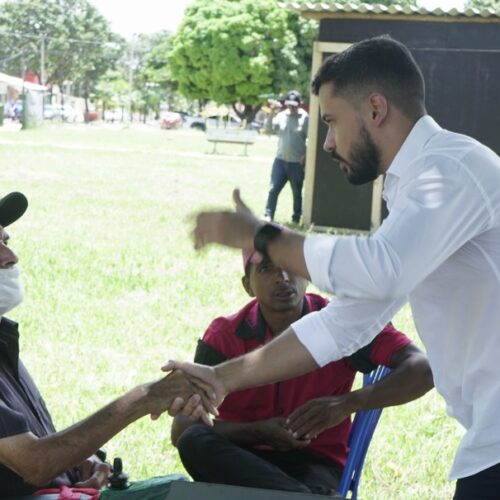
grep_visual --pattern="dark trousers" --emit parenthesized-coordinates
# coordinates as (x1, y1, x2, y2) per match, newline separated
(264, 157, 305, 223)
(454, 462, 500, 499)
(177, 425, 342, 496)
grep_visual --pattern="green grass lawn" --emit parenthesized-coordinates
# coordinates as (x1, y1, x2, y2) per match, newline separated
(0, 123, 459, 498)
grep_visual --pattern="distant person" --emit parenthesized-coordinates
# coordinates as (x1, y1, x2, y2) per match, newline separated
(171, 249, 433, 496)
(264, 90, 308, 224)
(0, 192, 214, 497)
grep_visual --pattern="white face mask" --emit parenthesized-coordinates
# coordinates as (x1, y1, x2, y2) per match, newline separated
(0, 267, 24, 316)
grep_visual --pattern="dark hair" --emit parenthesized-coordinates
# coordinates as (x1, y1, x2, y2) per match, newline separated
(312, 35, 426, 118)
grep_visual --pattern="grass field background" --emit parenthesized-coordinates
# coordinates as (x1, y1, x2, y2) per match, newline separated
(0, 124, 460, 498)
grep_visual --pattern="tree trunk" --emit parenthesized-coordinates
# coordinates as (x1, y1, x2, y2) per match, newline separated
(83, 86, 90, 123)
(232, 103, 262, 128)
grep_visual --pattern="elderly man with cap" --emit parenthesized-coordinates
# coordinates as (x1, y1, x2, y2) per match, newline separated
(264, 90, 309, 224)
(0, 192, 214, 497)
(171, 247, 433, 496)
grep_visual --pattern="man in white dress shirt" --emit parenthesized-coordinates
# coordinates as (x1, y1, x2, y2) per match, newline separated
(167, 35, 500, 498)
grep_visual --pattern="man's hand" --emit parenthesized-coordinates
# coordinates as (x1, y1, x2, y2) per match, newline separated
(286, 395, 356, 440)
(146, 369, 218, 426)
(73, 455, 110, 489)
(192, 189, 260, 251)
(255, 418, 310, 451)
(162, 360, 227, 409)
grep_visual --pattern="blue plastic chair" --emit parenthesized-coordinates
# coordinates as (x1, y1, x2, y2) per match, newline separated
(337, 365, 392, 499)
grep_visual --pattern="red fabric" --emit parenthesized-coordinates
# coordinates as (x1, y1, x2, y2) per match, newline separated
(33, 485, 99, 499)
(366, 321, 411, 367)
(201, 294, 411, 467)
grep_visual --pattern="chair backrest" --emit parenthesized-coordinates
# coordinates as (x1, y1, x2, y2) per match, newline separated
(337, 365, 392, 499)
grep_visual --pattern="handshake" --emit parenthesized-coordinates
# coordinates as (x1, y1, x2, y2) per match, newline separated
(146, 360, 355, 442)
(147, 361, 224, 426)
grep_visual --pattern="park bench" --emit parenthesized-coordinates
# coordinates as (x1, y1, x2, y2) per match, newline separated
(206, 128, 258, 155)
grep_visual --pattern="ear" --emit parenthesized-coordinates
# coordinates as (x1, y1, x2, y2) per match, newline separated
(242, 275, 255, 297)
(367, 93, 388, 127)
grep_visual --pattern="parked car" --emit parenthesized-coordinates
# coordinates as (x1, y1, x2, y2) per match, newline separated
(5, 99, 23, 120)
(84, 111, 99, 122)
(205, 115, 241, 129)
(169, 112, 246, 132)
(160, 111, 183, 129)
(60, 105, 78, 122)
(183, 114, 206, 131)
(104, 109, 124, 122)
(43, 104, 78, 122)
(43, 104, 59, 120)
(183, 114, 242, 132)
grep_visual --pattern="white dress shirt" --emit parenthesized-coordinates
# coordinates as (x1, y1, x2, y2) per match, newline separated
(292, 116, 500, 480)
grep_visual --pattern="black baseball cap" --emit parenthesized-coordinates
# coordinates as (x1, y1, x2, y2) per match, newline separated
(0, 192, 28, 227)
(284, 90, 301, 106)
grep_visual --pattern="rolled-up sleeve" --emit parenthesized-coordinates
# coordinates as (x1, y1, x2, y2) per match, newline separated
(303, 235, 338, 293)
(305, 161, 492, 303)
(292, 295, 407, 366)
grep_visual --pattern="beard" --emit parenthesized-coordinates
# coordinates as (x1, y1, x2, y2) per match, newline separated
(331, 123, 382, 185)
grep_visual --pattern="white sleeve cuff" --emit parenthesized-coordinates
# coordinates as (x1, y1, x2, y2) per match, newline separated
(292, 310, 341, 367)
(291, 295, 408, 367)
(304, 235, 338, 293)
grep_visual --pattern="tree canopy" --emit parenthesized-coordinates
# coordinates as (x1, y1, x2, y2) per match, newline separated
(0, 0, 122, 98)
(168, 0, 317, 121)
(466, 0, 500, 9)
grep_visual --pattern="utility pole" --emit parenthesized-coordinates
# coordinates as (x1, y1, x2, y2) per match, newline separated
(128, 38, 134, 123)
(40, 36, 45, 86)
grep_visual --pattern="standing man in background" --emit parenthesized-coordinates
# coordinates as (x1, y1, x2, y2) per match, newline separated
(264, 90, 308, 224)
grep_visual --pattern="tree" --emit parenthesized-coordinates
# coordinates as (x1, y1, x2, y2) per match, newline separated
(169, 0, 315, 123)
(93, 69, 129, 119)
(142, 33, 182, 111)
(0, 0, 122, 117)
(284, 11, 318, 100)
(465, 0, 499, 9)
(120, 32, 171, 122)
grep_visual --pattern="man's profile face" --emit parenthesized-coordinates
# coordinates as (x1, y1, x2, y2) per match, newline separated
(243, 258, 307, 313)
(319, 81, 382, 185)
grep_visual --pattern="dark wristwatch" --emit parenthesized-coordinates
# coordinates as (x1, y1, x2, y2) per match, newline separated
(253, 223, 283, 258)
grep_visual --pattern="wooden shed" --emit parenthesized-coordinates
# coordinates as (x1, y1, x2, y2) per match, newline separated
(287, 2, 500, 232)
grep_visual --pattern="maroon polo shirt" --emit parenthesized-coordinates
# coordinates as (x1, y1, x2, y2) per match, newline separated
(195, 294, 411, 468)
(0, 317, 76, 497)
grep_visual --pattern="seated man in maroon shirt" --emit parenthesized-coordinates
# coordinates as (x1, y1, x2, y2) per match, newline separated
(171, 249, 434, 496)
(0, 192, 213, 498)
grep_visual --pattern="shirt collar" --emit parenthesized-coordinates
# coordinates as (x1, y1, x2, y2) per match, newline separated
(386, 115, 442, 179)
(236, 298, 310, 342)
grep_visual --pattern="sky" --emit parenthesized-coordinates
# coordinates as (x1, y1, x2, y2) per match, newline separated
(88, 0, 465, 39)
(87, 0, 196, 39)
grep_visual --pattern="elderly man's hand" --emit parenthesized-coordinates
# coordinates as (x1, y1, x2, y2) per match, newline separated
(192, 189, 260, 251)
(146, 369, 218, 426)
